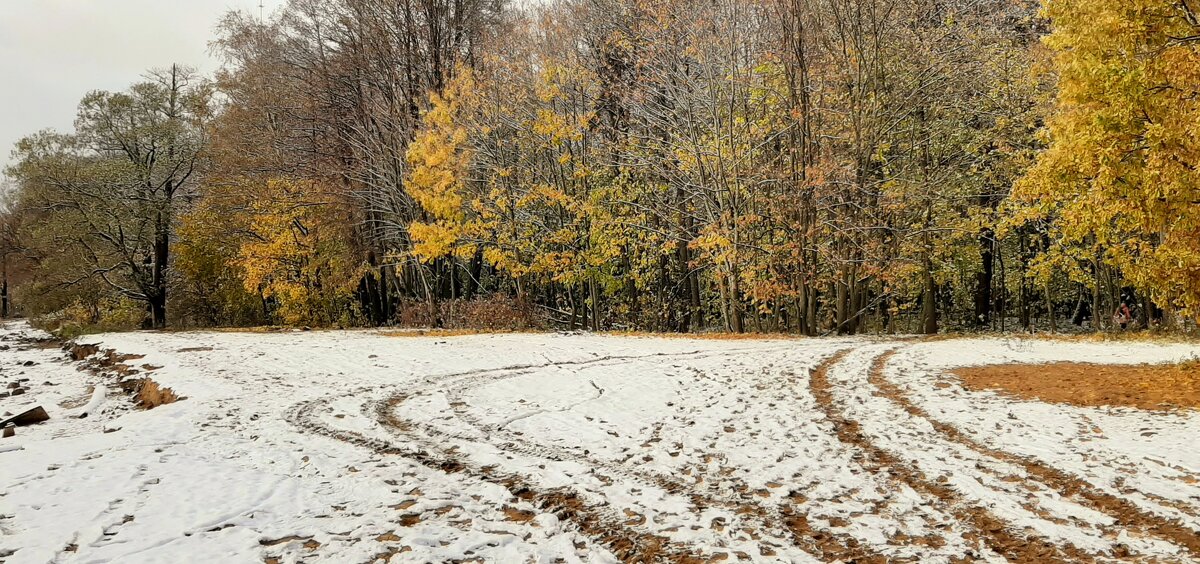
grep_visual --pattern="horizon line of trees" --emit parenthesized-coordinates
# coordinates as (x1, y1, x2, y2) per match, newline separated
(2, 0, 1198, 336)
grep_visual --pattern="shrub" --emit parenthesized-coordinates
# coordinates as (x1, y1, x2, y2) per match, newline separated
(395, 295, 541, 331)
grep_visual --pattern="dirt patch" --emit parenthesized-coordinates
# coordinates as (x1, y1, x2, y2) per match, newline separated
(503, 506, 536, 523)
(134, 378, 180, 408)
(952, 361, 1200, 411)
(68, 343, 100, 361)
(69, 341, 180, 409)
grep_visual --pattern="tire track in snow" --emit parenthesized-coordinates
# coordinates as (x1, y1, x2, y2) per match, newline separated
(289, 350, 759, 562)
(430, 346, 973, 561)
(439, 346, 1023, 560)
(289, 387, 698, 563)
(410, 344, 1032, 561)
(387, 347, 891, 561)
(807, 349, 1091, 563)
(872, 347, 1200, 559)
(291, 347, 910, 562)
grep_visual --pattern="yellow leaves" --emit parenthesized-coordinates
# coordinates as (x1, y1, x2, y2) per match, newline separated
(1017, 0, 1200, 319)
(408, 221, 457, 263)
(183, 177, 360, 326)
(483, 247, 528, 278)
(407, 73, 475, 224)
(532, 108, 570, 140)
(536, 65, 566, 103)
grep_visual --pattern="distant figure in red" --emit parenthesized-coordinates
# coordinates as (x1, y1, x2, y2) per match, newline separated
(1114, 302, 1133, 330)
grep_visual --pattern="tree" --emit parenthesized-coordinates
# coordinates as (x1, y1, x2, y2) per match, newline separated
(1014, 0, 1200, 323)
(5, 66, 210, 327)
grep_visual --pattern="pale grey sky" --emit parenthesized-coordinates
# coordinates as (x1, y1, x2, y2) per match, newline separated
(0, 0, 285, 173)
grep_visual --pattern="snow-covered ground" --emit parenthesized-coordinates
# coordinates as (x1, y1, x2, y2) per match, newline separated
(1, 321, 1198, 563)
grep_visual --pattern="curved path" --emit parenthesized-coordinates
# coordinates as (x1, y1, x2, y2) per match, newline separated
(286, 340, 1200, 562)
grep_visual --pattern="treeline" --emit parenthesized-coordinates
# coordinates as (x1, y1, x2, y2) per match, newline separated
(1, 0, 1198, 335)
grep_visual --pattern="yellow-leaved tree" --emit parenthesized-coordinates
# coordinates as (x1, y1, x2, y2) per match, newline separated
(406, 71, 478, 263)
(1014, 0, 1200, 321)
(237, 179, 363, 325)
(406, 55, 608, 327)
(178, 177, 363, 326)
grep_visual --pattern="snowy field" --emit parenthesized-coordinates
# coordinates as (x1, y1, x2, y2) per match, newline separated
(1, 321, 1200, 563)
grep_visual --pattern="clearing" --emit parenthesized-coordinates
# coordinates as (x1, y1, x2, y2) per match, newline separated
(1, 322, 1199, 562)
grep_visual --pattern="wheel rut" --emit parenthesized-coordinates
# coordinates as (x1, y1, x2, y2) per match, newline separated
(290, 347, 912, 562)
(284, 342, 1199, 562)
(870, 348, 1200, 559)
(807, 349, 1089, 563)
(424, 347, 904, 562)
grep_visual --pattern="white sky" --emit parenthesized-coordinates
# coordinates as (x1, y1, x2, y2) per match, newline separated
(0, 0, 285, 173)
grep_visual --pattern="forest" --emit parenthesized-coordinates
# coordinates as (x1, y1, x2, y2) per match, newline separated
(1, 0, 1198, 336)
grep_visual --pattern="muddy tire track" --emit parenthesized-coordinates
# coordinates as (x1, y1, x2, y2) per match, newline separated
(288, 349, 773, 562)
(435, 348, 993, 561)
(287, 390, 701, 563)
(872, 348, 1200, 558)
(808, 349, 1088, 563)
(380, 347, 902, 562)
(289, 347, 910, 561)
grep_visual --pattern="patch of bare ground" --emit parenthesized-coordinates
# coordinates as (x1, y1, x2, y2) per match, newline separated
(132, 378, 179, 408)
(68, 342, 180, 409)
(875, 352, 1200, 557)
(952, 361, 1200, 411)
(808, 351, 1087, 563)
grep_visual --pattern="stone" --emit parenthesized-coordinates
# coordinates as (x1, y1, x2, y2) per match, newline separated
(0, 406, 49, 427)
(2, 425, 13, 439)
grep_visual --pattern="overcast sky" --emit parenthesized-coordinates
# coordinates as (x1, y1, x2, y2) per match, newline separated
(0, 0, 285, 173)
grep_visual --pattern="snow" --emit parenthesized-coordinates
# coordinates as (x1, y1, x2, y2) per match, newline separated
(75, 385, 105, 419)
(0, 322, 1198, 562)
(890, 339, 1200, 532)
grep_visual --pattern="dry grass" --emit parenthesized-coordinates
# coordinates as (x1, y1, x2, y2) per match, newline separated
(952, 359, 1200, 411)
(380, 328, 531, 338)
(603, 330, 808, 341)
(935, 329, 1200, 345)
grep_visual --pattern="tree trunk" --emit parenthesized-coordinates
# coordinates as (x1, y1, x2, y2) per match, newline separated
(805, 285, 817, 336)
(151, 216, 170, 328)
(835, 278, 849, 335)
(1043, 282, 1056, 333)
(1, 258, 8, 318)
(922, 270, 938, 335)
(973, 228, 994, 327)
(466, 250, 483, 299)
(149, 294, 167, 330)
(728, 271, 744, 333)
(1138, 290, 1150, 329)
(589, 278, 600, 331)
